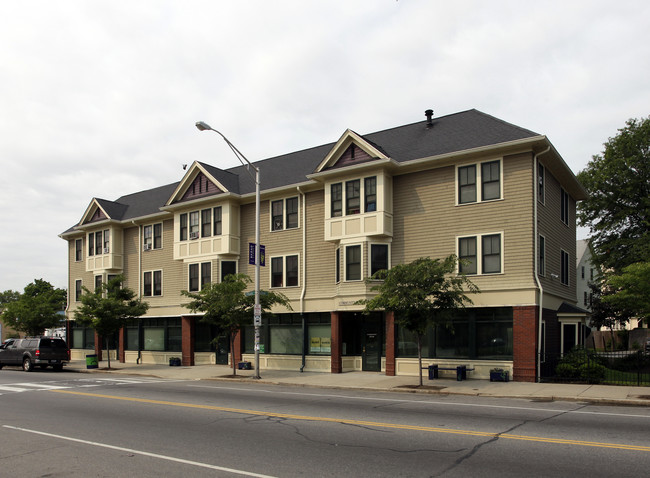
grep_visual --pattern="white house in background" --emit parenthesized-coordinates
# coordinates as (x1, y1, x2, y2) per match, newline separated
(576, 239, 594, 312)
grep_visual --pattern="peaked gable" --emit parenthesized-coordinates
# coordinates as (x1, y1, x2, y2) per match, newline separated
(314, 129, 389, 173)
(79, 198, 127, 226)
(166, 162, 232, 206)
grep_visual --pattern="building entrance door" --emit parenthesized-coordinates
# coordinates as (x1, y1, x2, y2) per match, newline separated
(215, 336, 229, 365)
(362, 317, 382, 372)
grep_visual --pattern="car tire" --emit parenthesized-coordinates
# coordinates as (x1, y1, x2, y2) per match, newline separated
(23, 357, 33, 372)
(53, 364, 63, 372)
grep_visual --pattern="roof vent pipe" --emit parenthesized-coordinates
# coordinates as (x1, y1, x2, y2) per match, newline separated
(425, 109, 434, 127)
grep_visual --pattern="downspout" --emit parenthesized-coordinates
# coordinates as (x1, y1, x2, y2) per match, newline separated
(534, 146, 550, 382)
(132, 221, 142, 364)
(298, 186, 307, 372)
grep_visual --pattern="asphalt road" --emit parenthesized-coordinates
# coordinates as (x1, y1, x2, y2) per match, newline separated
(1, 368, 649, 477)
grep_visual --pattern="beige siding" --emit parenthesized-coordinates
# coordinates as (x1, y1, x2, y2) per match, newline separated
(392, 152, 536, 297)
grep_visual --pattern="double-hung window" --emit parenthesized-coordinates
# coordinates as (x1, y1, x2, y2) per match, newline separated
(271, 197, 299, 231)
(179, 213, 188, 241)
(220, 260, 236, 282)
(561, 250, 569, 285)
(271, 255, 299, 287)
(458, 233, 502, 275)
(75, 280, 82, 301)
(346, 180, 361, 215)
(201, 209, 212, 237)
(560, 188, 569, 226)
(364, 177, 377, 212)
(331, 184, 343, 217)
(458, 160, 501, 204)
(95, 231, 103, 256)
(370, 244, 389, 277)
(144, 223, 162, 250)
(88, 234, 95, 257)
(75, 239, 83, 262)
(538, 235, 546, 276)
(538, 163, 545, 203)
(213, 207, 222, 235)
(189, 262, 211, 292)
(345, 245, 362, 281)
(189, 211, 200, 239)
(335, 248, 341, 283)
(143, 270, 162, 297)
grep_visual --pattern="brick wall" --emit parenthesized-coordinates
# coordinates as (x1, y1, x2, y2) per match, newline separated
(385, 311, 395, 376)
(513, 306, 538, 382)
(331, 312, 342, 373)
(181, 316, 195, 366)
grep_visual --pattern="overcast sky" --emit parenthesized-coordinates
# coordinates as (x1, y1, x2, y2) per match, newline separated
(1, 1, 649, 293)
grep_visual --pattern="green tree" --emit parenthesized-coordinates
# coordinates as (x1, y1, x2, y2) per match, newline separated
(1, 279, 66, 337)
(577, 116, 650, 270)
(360, 256, 479, 386)
(587, 280, 633, 349)
(602, 262, 650, 327)
(74, 275, 149, 369)
(182, 273, 291, 376)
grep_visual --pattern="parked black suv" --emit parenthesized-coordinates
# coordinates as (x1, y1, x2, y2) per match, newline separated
(0, 337, 70, 372)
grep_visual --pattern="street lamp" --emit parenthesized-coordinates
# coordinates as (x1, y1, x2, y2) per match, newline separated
(195, 121, 262, 379)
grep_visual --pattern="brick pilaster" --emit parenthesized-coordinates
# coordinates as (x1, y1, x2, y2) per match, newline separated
(94, 331, 102, 361)
(233, 330, 242, 364)
(513, 306, 538, 382)
(181, 316, 195, 366)
(331, 312, 342, 373)
(385, 311, 396, 376)
(118, 327, 126, 363)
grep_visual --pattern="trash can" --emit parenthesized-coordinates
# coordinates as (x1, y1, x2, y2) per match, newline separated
(85, 354, 98, 369)
(169, 357, 181, 366)
(428, 364, 439, 380)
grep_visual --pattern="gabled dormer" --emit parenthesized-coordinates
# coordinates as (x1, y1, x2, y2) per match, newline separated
(309, 130, 395, 242)
(77, 198, 125, 273)
(163, 161, 241, 261)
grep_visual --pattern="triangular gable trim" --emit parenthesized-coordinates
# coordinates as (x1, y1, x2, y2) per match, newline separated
(314, 129, 389, 173)
(166, 161, 230, 206)
(80, 198, 110, 226)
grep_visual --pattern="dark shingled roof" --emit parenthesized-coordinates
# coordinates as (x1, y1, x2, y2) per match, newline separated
(65, 109, 540, 232)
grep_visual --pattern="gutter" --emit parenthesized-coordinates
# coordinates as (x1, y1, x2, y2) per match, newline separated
(534, 146, 550, 382)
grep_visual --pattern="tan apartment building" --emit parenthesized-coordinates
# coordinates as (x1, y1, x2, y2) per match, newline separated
(60, 109, 588, 382)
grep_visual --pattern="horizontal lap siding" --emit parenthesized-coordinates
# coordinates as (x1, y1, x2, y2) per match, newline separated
(392, 152, 536, 293)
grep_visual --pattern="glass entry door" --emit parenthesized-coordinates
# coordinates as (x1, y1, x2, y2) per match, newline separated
(362, 316, 382, 372)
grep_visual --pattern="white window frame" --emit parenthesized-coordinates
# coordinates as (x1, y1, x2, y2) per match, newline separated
(75, 239, 83, 262)
(75, 279, 82, 302)
(269, 254, 300, 288)
(219, 259, 237, 282)
(189, 262, 211, 292)
(328, 175, 378, 218)
(143, 270, 163, 297)
(344, 244, 363, 282)
(456, 232, 504, 275)
(455, 158, 503, 205)
(368, 243, 390, 278)
(270, 197, 300, 231)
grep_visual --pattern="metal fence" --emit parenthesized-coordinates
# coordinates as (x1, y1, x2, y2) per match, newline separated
(540, 349, 650, 386)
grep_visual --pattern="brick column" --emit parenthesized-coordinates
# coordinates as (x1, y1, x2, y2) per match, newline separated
(181, 316, 195, 366)
(233, 330, 242, 364)
(385, 311, 396, 376)
(118, 327, 126, 363)
(513, 306, 538, 382)
(94, 331, 102, 361)
(331, 311, 342, 373)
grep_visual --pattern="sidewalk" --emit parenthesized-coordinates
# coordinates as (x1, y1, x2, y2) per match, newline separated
(66, 360, 650, 407)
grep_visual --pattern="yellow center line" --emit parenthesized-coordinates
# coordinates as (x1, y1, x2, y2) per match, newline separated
(51, 389, 650, 452)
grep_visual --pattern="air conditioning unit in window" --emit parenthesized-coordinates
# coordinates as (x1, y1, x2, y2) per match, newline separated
(189, 231, 199, 240)
(103, 248, 110, 254)
(144, 243, 152, 251)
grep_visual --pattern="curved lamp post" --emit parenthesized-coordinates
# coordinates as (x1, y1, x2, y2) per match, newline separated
(195, 121, 261, 379)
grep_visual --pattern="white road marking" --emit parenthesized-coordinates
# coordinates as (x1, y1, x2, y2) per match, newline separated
(3, 425, 277, 478)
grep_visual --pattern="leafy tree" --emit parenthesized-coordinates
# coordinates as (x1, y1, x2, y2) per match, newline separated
(182, 273, 292, 376)
(74, 275, 149, 369)
(602, 262, 650, 327)
(360, 256, 479, 386)
(577, 116, 650, 271)
(1, 280, 66, 337)
(587, 280, 633, 349)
